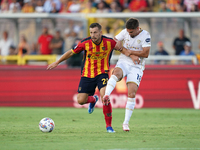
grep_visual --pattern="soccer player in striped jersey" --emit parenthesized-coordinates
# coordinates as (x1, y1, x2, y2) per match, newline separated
(103, 18, 151, 132)
(47, 23, 139, 133)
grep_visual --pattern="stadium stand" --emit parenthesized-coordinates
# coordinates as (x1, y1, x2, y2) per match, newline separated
(0, 0, 200, 65)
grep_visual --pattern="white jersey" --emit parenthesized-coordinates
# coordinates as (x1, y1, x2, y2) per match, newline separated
(115, 29, 151, 70)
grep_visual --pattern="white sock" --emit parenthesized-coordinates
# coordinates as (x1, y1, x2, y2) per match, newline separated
(123, 98, 135, 125)
(105, 75, 118, 96)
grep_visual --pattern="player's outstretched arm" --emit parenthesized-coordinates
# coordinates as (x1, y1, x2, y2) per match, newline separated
(47, 50, 74, 70)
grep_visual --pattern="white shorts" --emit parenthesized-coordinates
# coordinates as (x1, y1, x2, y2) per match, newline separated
(115, 61, 144, 86)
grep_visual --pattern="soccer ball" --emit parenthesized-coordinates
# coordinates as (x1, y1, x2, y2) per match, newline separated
(39, 117, 55, 132)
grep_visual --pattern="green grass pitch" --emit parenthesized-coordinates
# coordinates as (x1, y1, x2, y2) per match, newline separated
(0, 107, 200, 150)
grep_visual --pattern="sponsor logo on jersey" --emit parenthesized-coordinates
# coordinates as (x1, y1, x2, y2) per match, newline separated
(89, 47, 95, 50)
(137, 40, 141, 44)
(132, 47, 140, 49)
(87, 52, 108, 60)
(95, 52, 101, 55)
(145, 38, 151, 43)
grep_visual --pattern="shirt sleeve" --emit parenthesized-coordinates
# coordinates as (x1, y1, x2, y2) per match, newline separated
(142, 32, 151, 47)
(115, 29, 126, 41)
(71, 42, 84, 54)
(111, 39, 117, 49)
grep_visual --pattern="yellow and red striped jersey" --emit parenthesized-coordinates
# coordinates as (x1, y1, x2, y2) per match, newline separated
(72, 36, 116, 78)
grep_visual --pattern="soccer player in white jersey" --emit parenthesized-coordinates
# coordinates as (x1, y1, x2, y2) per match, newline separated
(103, 18, 151, 132)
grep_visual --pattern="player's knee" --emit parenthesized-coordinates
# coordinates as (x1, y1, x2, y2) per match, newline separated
(112, 73, 122, 81)
(77, 95, 86, 105)
(113, 69, 123, 80)
(128, 92, 136, 98)
(77, 99, 85, 105)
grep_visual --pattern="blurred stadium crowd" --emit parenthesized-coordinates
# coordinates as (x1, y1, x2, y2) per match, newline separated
(0, 0, 200, 13)
(0, 0, 200, 66)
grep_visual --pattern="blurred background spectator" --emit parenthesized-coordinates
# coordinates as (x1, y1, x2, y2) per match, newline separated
(37, 26, 53, 55)
(180, 41, 195, 56)
(96, 1, 109, 13)
(173, 29, 191, 55)
(166, 0, 180, 12)
(179, 41, 195, 64)
(154, 41, 169, 64)
(128, 0, 148, 12)
(109, 19, 124, 36)
(1, 0, 10, 13)
(9, 45, 16, 55)
(155, 41, 169, 55)
(64, 28, 78, 52)
(81, 0, 97, 13)
(49, 29, 64, 55)
(0, 0, 199, 66)
(35, 0, 44, 13)
(9, 0, 21, 13)
(43, 0, 61, 13)
(183, 0, 199, 12)
(64, 20, 81, 51)
(104, 25, 114, 38)
(67, 38, 83, 67)
(158, 1, 172, 12)
(21, 0, 34, 13)
(0, 0, 198, 14)
(50, 1, 58, 13)
(0, 0, 199, 14)
(30, 42, 39, 55)
(59, 0, 70, 13)
(68, 0, 81, 13)
(108, 1, 122, 12)
(120, 0, 131, 12)
(147, 0, 155, 12)
(174, 2, 184, 12)
(16, 34, 31, 56)
(0, 31, 15, 56)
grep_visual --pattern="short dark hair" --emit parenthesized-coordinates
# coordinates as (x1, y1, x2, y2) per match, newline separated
(126, 18, 139, 30)
(89, 23, 102, 31)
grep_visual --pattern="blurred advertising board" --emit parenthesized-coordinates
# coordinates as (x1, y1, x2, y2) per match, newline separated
(0, 65, 199, 109)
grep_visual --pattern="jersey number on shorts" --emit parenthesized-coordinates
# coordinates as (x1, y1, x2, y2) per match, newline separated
(137, 74, 142, 83)
(102, 78, 108, 85)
